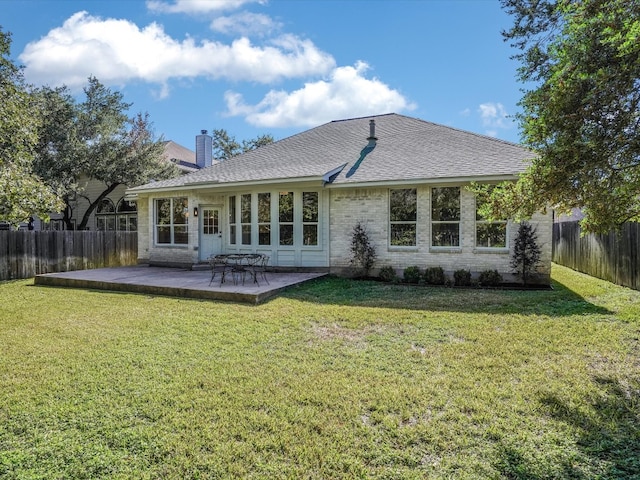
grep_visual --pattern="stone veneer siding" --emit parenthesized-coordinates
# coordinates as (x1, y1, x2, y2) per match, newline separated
(328, 185, 552, 283)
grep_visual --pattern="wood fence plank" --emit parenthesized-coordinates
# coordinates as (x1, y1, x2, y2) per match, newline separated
(553, 221, 640, 291)
(0, 231, 138, 280)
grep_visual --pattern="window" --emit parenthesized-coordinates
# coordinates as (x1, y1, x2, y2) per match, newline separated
(155, 197, 188, 245)
(389, 188, 417, 246)
(258, 193, 271, 245)
(476, 196, 507, 248)
(117, 198, 137, 231)
(302, 192, 318, 246)
(96, 199, 116, 231)
(229, 196, 236, 245)
(279, 191, 294, 245)
(203, 208, 218, 235)
(241, 194, 252, 245)
(431, 187, 460, 247)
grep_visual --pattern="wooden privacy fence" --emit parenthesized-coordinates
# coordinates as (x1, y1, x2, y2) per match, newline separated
(553, 221, 640, 290)
(0, 231, 138, 281)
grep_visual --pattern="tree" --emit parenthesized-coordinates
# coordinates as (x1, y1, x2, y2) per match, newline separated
(33, 77, 178, 230)
(0, 29, 63, 226)
(511, 222, 542, 285)
(481, 0, 640, 234)
(350, 221, 376, 277)
(211, 129, 274, 161)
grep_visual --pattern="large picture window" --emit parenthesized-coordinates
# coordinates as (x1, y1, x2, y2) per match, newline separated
(431, 187, 460, 247)
(476, 195, 507, 248)
(302, 192, 318, 246)
(389, 188, 417, 246)
(155, 197, 188, 245)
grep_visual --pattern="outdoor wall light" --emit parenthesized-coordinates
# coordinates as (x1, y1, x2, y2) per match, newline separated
(193, 207, 199, 217)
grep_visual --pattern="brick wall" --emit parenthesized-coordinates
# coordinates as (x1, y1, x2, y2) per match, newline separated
(329, 185, 552, 283)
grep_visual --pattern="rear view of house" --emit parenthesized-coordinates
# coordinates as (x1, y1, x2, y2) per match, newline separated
(127, 113, 552, 283)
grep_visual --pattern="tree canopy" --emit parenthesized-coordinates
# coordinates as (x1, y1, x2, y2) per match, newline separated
(0, 29, 63, 225)
(477, 0, 640, 234)
(211, 129, 274, 161)
(33, 77, 178, 230)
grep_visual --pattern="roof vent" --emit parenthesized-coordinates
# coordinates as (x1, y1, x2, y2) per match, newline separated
(367, 119, 377, 146)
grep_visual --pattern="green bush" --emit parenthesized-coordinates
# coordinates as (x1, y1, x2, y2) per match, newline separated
(453, 269, 472, 287)
(424, 266, 446, 285)
(378, 266, 397, 283)
(478, 269, 503, 287)
(403, 266, 421, 284)
(350, 221, 376, 277)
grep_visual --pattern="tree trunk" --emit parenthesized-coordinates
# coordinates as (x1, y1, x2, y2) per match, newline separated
(77, 182, 120, 230)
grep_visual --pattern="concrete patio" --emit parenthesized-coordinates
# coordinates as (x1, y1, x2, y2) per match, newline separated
(33, 265, 328, 304)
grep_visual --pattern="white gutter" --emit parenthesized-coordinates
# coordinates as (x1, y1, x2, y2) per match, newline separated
(325, 174, 521, 189)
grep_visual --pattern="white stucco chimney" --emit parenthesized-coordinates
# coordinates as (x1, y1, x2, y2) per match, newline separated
(196, 130, 212, 168)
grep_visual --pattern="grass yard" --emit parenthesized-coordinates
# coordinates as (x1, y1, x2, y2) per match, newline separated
(1, 264, 639, 479)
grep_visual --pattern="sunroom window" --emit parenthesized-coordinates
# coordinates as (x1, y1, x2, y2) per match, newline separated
(302, 192, 318, 246)
(258, 193, 271, 245)
(279, 191, 294, 246)
(241, 194, 252, 245)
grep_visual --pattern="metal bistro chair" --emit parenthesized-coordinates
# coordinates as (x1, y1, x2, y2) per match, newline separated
(251, 254, 270, 285)
(209, 254, 231, 286)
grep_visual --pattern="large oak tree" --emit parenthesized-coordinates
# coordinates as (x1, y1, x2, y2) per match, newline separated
(0, 29, 63, 226)
(33, 77, 178, 230)
(476, 0, 640, 233)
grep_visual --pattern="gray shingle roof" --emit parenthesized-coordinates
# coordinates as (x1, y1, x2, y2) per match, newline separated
(130, 113, 533, 193)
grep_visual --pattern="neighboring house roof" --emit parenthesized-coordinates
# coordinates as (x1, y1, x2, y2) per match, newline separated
(129, 113, 534, 194)
(162, 140, 198, 173)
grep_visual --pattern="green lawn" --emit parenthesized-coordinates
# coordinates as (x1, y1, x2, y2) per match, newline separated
(1, 264, 639, 479)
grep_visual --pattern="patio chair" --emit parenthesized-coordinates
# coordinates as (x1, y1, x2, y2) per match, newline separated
(251, 254, 270, 285)
(209, 255, 230, 286)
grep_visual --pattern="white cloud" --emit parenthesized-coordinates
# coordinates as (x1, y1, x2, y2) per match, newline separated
(478, 102, 512, 135)
(146, 0, 262, 14)
(19, 12, 335, 90)
(224, 61, 416, 128)
(210, 12, 281, 36)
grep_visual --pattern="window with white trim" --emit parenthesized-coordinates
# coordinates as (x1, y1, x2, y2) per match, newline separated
(155, 197, 188, 245)
(279, 191, 294, 246)
(96, 198, 116, 231)
(431, 187, 460, 247)
(476, 196, 507, 248)
(302, 192, 318, 246)
(241, 194, 251, 245)
(258, 193, 271, 245)
(229, 195, 236, 245)
(116, 198, 137, 231)
(389, 188, 417, 246)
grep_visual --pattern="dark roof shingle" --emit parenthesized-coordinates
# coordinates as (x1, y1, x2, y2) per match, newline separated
(131, 113, 533, 192)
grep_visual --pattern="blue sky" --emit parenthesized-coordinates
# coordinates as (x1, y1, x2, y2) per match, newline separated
(2, 0, 525, 151)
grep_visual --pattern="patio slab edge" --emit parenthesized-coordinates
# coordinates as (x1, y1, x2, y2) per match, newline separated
(33, 272, 326, 304)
